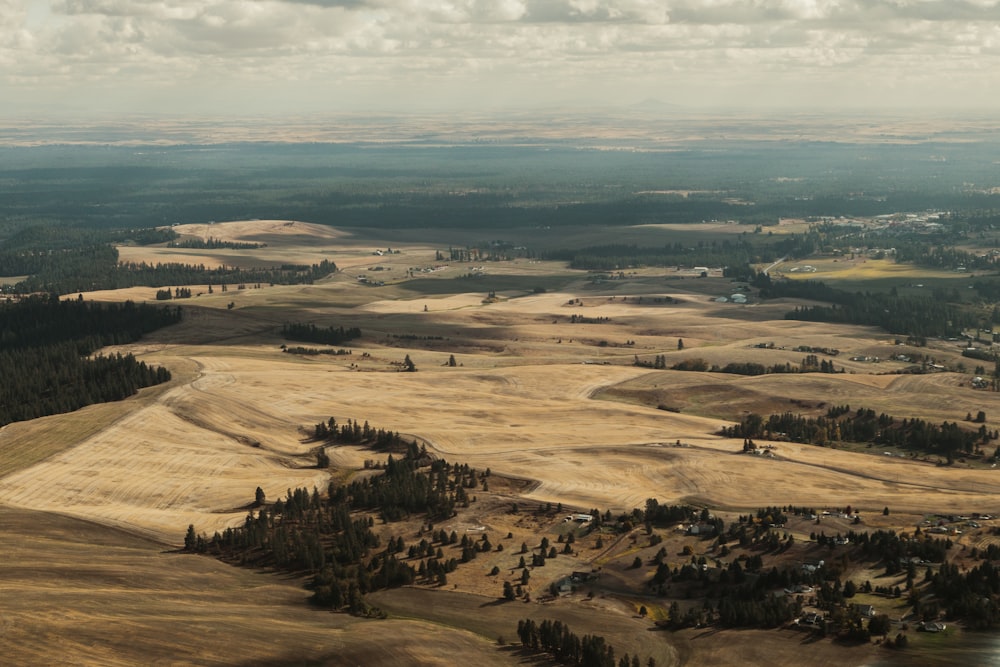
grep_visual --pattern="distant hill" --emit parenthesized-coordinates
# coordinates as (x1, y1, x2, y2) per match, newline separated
(627, 97, 680, 111)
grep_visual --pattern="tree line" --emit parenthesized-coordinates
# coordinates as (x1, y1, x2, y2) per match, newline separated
(667, 355, 840, 375)
(756, 275, 977, 339)
(721, 405, 991, 460)
(282, 322, 362, 346)
(0, 225, 175, 279)
(0, 294, 177, 426)
(170, 237, 265, 250)
(8, 248, 337, 295)
(515, 618, 657, 667)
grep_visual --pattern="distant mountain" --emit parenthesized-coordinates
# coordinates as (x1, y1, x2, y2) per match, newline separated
(627, 97, 680, 111)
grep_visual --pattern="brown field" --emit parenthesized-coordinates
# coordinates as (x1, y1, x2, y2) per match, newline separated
(3, 219, 999, 665)
(0, 506, 514, 667)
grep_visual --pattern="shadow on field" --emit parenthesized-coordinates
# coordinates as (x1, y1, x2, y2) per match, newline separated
(497, 644, 560, 664)
(480, 598, 514, 608)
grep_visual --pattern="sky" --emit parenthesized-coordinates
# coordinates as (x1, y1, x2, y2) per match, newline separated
(3, 0, 1000, 116)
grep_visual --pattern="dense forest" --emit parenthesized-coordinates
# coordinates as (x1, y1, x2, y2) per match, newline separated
(5, 140, 1000, 244)
(0, 295, 178, 425)
(11, 254, 338, 295)
(0, 224, 337, 295)
(754, 275, 978, 340)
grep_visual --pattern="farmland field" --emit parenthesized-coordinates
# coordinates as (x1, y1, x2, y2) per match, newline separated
(4, 216, 1000, 665)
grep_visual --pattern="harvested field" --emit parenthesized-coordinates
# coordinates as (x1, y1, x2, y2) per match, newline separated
(0, 506, 515, 667)
(5, 219, 1000, 665)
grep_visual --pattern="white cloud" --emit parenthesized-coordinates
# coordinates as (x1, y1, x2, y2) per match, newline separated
(1, 0, 999, 114)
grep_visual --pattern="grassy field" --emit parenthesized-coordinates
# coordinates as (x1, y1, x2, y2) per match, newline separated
(3, 219, 999, 665)
(775, 256, 981, 295)
(0, 506, 516, 667)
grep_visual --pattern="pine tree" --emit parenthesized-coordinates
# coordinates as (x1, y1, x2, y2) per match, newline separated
(184, 524, 197, 551)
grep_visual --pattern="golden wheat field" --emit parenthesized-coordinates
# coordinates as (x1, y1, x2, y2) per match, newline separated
(3, 219, 999, 665)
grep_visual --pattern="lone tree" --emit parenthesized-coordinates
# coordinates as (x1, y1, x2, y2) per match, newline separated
(316, 448, 330, 468)
(448, 354, 457, 367)
(184, 524, 197, 551)
(254, 486, 266, 506)
(503, 581, 516, 600)
(677, 338, 684, 350)
(402, 355, 417, 372)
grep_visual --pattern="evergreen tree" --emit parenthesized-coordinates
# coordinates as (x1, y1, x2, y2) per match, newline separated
(403, 355, 417, 372)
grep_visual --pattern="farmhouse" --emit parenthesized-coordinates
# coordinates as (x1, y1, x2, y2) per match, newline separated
(687, 522, 717, 536)
(801, 559, 825, 574)
(853, 604, 876, 618)
(784, 584, 814, 595)
(920, 622, 947, 633)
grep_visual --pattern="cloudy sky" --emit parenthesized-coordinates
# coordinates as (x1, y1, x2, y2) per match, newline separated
(3, 0, 999, 116)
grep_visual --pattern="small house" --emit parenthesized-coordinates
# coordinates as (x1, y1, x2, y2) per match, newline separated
(853, 604, 876, 618)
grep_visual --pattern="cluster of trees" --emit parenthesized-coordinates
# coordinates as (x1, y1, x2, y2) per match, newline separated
(0, 294, 177, 425)
(0, 220, 334, 295)
(893, 242, 993, 271)
(0, 225, 174, 283)
(972, 279, 1000, 304)
(541, 231, 830, 273)
(721, 406, 989, 459)
(651, 557, 801, 629)
(515, 618, 655, 667)
(641, 499, 704, 528)
(333, 452, 476, 522)
(11, 253, 338, 295)
(802, 521, 1000, 630)
(569, 314, 611, 324)
(634, 355, 669, 369)
(715, 588, 799, 628)
(440, 242, 532, 263)
(756, 276, 977, 339)
(927, 561, 1000, 628)
(1, 244, 118, 295)
(824, 529, 951, 573)
(281, 346, 352, 356)
(670, 356, 839, 375)
(633, 498, 999, 634)
(171, 237, 265, 250)
(155, 287, 192, 300)
(282, 322, 362, 346)
(313, 416, 409, 451)
(388, 332, 444, 341)
(186, 446, 480, 614)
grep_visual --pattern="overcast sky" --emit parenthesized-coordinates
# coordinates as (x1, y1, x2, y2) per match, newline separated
(3, 0, 1000, 116)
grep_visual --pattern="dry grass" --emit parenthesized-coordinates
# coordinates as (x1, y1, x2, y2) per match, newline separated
(0, 506, 518, 667)
(4, 219, 998, 665)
